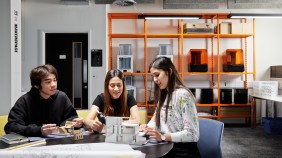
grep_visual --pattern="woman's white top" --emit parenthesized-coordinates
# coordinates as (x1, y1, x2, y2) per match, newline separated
(147, 88, 199, 142)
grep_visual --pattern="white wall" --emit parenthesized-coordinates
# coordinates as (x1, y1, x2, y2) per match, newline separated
(256, 18, 282, 81)
(0, 0, 22, 115)
(22, 0, 107, 109)
(2, 0, 282, 116)
(0, 0, 12, 115)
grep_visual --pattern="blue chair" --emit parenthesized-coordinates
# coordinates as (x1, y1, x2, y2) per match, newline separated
(197, 118, 224, 158)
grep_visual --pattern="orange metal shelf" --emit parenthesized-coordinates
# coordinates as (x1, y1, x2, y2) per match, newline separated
(123, 72, 147, 75)
(219, 103, 251, 106)
(182, 72, 218, 75)
(219, 34, 253, 38)
(198, 115, 219, 119)
(147, 34, 181, 38)
(220, 72, 255, 75)
(108, 13, 256, 123)
(220, 115, 251, 118)
(197, 103, 220, 107)
(183, 34, 217, 38)
(110, 34, 145, 38)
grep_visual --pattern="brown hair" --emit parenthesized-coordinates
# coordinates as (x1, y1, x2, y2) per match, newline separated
(103, 69, 129, 117)
(149, 56, 195, 128)
(30, 64, 58, 89)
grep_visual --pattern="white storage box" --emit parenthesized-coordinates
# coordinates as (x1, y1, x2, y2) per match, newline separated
(253, 81, 279, 97)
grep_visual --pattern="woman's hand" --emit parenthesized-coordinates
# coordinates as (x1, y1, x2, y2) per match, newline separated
(145, 127, 162, 142)
(139, 124, 147, 132)
(73, 118, 83, 128)
(88, 120, 103, 133)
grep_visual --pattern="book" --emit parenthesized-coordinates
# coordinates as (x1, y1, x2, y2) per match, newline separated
(0, 133, 29, 144)
(6, 139, 46, 150)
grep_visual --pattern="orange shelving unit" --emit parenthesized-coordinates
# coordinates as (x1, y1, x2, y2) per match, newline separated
(108, 13, 256, 123)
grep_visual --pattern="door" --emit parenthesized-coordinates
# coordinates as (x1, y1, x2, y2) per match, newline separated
(45, 33, 88, 109)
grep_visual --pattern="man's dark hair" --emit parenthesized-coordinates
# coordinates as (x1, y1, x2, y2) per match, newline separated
(30, 64, 58, 89)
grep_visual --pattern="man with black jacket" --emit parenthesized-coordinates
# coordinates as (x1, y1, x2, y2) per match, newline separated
(4, 64, 83, 137)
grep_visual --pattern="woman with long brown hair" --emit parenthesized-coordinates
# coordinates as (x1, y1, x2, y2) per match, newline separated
(142, 56, 200, 158)
(83, 69, 140, 133)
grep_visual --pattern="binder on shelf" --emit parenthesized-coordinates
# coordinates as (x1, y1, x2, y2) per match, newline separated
(222, 49, 244, 72)
(188, 49, 208, 72)
(0, 133, 29, 144)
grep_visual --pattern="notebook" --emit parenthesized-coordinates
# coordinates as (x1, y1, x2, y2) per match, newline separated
(0, 133, 29, 144)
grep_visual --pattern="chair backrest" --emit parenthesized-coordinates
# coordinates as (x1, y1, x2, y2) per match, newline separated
(197, 118, 224, 158)
(76, 110, 90, 119)
(0, 115, 8, 136)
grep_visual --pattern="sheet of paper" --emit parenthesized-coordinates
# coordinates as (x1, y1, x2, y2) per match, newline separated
(0, 143, 145, 158)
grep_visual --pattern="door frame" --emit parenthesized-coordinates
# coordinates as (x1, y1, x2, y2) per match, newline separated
(39, 29, 92, 109)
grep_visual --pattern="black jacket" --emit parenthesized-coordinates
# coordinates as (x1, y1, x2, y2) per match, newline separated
(4, 88, 78, 137)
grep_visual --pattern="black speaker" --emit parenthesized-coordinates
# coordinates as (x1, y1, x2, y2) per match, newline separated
(234, 89, 248, 104)
(200, 89, 213, 104)
(220, 89, 232, 104)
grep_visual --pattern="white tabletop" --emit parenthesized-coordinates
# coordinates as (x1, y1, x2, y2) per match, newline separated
(250, 94, 282, 102)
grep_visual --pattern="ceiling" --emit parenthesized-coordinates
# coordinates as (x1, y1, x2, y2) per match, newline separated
(61, 0, 282, 9)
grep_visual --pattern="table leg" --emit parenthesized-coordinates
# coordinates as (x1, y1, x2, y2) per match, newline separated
(251, 97, 257, 128)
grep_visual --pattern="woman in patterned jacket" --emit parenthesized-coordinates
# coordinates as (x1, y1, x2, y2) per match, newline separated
(142, 56, 200, 158)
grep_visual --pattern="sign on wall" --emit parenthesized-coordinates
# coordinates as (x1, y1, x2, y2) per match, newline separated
(10, 0, 22, 106)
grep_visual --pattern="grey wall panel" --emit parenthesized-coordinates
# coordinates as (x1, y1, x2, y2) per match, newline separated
(228, 0, 282, 8)
(0, 0, 12, 115)
(164, 3, 221, 9)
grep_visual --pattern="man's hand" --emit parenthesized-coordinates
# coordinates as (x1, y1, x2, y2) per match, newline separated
(41, 124, 57, 136)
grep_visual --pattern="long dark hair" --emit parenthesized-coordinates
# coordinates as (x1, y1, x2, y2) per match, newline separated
(149, 56, 195, 128)
(104, 69, 129, 117)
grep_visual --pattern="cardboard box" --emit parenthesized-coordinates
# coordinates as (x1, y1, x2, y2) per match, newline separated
(243, 23, 253, 34)
(230, 23, 253, 34)
(231, 23, 243, 34)
(219, 22, 231, 34)
(183, 23, 214, 34)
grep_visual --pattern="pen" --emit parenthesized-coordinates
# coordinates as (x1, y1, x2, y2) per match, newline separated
(142, 139, 149, 145)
